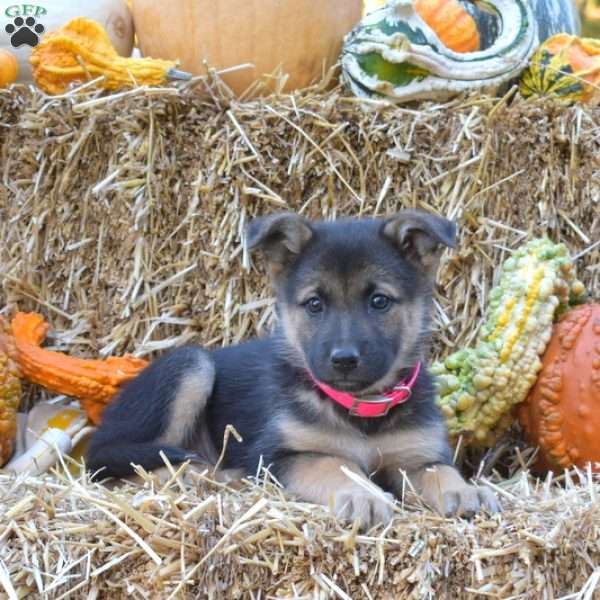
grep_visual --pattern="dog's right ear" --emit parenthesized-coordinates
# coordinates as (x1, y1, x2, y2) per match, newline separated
(245, 212, 313, 275)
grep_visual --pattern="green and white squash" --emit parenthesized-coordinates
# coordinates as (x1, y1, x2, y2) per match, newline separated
(341, 0, 537, 102)
(465, 0, 580, 50)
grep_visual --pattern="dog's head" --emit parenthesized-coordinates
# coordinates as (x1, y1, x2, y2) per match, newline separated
(246, 210, 456, 394)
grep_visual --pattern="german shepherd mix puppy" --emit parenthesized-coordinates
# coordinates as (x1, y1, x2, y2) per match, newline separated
(88, 209, 500, 527)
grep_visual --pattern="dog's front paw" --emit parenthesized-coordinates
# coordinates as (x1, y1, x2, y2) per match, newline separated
(334, 487, 395, 528)
(419, 465, 501, 518)
(432, 483, 501, 518)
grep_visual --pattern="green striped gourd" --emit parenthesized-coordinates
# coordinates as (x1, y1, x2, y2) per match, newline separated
(341, 0, 537, 102)
(432, 239, 587, 447)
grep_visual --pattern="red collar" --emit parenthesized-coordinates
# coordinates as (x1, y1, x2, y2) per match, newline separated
(308, 362, 422, 418)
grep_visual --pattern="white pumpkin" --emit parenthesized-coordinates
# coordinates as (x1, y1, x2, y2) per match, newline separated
(0, 0, 134, 81)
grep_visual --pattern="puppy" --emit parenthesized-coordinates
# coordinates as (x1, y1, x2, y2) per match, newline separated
(87, 209, 500, 527)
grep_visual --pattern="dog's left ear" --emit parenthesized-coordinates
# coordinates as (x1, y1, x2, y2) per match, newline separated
(382, 210, 457, 271)
(245, 212, 313, 276)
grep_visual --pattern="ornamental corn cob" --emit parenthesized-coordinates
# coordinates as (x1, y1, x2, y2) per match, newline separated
(433, 239, 587, 447)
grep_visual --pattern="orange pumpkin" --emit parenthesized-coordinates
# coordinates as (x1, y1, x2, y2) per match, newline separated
(132, 0, 362, 96)
(519, 304, 600, 473)
(0, 49, 18, 88)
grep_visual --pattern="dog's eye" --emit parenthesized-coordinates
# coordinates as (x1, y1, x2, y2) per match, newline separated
(370, 294, 391, 311)
(305, 296, 323, 314)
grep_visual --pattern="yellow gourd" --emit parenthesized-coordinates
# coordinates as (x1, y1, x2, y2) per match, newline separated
(433, 239, 587, 447)
(30, 17, 190, 94)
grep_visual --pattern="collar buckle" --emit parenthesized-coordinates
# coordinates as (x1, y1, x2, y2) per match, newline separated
(393, 384, 412, 397)
(348, 385, 413, 418)
(348, 396, 391, 417)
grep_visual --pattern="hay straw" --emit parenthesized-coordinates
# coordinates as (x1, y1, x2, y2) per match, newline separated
(0, 455, 600, 598)
(1, 77, 600, 598)
(1, 82, 597, 366)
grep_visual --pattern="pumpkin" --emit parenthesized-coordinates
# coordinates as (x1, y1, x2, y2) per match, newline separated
(11, 312, 148, 424)
(364, 0, 480, 53)
(0, 49, 18, 87)
(519, 34, 600, 105)
(30, 17, 190, 94)
(432, 239, 587, 447)
(519, 304, 600, 473)
(0, 0, 134, 81)
(342, 0, 537, 103)
(131, 0, 362, 96)
(0, 316, 21, 466)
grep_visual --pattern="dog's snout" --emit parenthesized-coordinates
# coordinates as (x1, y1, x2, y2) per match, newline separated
(330, 347, 360, 372)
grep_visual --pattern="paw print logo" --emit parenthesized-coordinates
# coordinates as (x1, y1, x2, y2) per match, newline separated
(5, 16, 45, 48)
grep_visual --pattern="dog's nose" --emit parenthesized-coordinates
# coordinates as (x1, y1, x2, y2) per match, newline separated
(330, 347, 360, 372)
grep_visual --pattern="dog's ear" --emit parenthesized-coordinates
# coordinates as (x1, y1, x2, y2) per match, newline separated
(245, 212, 313, 275)
(381, 210, 456, 271)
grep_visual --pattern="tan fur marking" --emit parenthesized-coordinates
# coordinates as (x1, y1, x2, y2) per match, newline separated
(281, 455, 366, 504)
(278, 305, 309, 363)
(158, 353, 215, 447)
(402, 464, 501, 516)
(362, 297, 426, 394)
(280, 417, 446, 475)
(410, 464, 470, 513)
(282, 454, 396, 527)
(370, 422, 448, 472)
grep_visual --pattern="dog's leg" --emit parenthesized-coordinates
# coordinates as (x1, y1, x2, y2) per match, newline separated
(87, 347, 215, 479)
(383, 463, 501, 517)
(277, 453, 395, 528)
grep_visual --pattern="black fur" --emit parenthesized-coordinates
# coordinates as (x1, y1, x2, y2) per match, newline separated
(87, 210, 455, 483)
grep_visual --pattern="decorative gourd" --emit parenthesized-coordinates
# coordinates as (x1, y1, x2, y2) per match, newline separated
(519, 34, 600, 105)
(132, 0, 362, 96)
(11, 312, 148, 424)
(342, 0, 537, 103)
(364, 0, 480, 53)
(578, 0, 600, 38)
(413, 0, 480, 53)
(365, 0, 581, 49)
(432, 239, 587, 447)
(0, 316, 21, 466)
(0, 0, 134, 81)
(466, 0, 581, 50)
(30, 17, 191, 94)
(519, 304, 600, 473)
(0, 49, 18, 87)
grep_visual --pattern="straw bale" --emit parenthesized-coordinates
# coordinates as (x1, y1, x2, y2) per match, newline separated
(1, 458, 600, 599)
(0, 83, 598, 362)
(1, 80, 600, 598)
